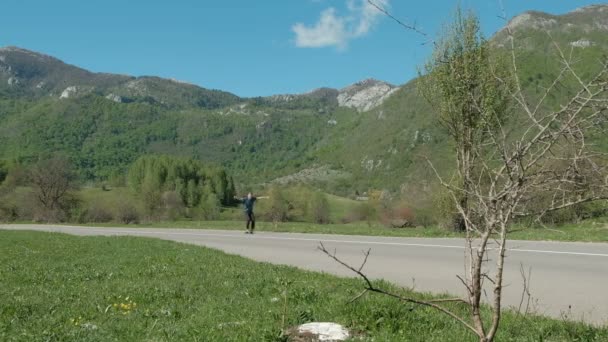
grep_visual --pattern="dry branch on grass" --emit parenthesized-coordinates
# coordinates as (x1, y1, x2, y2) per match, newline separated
(317, 243, 476, 333)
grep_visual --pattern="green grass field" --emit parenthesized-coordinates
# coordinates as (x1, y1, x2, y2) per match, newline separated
(1, 230, 606, 341)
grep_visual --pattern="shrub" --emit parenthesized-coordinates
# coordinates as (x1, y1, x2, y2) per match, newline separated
(108, 171, 126, 187)
(433, 189, 461, 230)
(0, 200, 18, 222)
(284, 185, 313, 221)
(85, 203, 114, 223)
(140, 172, 162, 219)
(380, 202, 415, 228)
(519, 193, 608, 226)
(309, 191, 330, 224)
(267, 186, 289, 224)
(161, 191, 185, 220)
(7, 188, 37, 221)
(0, 160, 8, 184)
(411, 207, 437, 228)
(219, 208, 243, 221)
(343, 202, 376, 225)
(115, 202, 140, 224)
(199, 187, 220, 220)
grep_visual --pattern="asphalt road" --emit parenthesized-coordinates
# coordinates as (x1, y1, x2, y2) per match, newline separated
(2, 224, 607, 325)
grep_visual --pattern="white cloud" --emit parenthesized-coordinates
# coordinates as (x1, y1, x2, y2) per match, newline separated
(292, 8, 349, 49)
(292, 0, 389, 49)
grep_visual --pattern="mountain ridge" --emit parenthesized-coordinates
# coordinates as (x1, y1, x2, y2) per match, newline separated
(1, 4, 607, 193)
(0, 46, 399, 112)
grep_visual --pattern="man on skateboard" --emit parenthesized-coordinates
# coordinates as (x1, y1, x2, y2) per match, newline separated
(236, 192, 267, 234)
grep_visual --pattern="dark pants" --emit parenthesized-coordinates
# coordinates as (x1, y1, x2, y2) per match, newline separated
(246, 211, 255, 232)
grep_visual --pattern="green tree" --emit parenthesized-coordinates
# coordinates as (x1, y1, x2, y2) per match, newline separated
(226, 177, 237, 205)
(268, 186, 289, 226)
(175, 178, 186, 202)
(127, 155, 235, 219)
(200, 183, 220, 220)
(186, 179, 200, 208)
(309, 191, 330, 224)
(0, 160, 8, 184)
(141, 171, 162, 217)
(161, 190, 185, 220)
(419, 8, 510, 231)
(108, 170, 126, 187)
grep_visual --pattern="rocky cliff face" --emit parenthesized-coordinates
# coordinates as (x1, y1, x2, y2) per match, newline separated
(337, 78, 399, 112)
(493, 4, 608, 48)
(264, 79, 399, 112)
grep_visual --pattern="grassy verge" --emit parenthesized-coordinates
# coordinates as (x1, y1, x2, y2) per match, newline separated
(1, 230, 606, 341)
(43, 186, 608, 243)
(62, 218, 608, 243)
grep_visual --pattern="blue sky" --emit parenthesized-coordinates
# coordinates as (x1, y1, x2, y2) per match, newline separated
(0, 0, 601, 97)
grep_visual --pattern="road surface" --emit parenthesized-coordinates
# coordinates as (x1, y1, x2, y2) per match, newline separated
(1, 224, 607, 325)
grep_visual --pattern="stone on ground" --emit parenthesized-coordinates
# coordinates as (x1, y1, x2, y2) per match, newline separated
(288, 322, 350, 342)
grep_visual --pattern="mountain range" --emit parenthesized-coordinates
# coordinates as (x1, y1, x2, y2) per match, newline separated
(0, 45, 398, 113)
(1, 4, 607, 194)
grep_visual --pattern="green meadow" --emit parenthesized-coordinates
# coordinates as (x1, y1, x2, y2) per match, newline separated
(1, 230, 606, 341)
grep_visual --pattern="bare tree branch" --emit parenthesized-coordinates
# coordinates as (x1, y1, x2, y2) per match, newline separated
(317, 242, 478, 335)
(367, 0, 431, 43)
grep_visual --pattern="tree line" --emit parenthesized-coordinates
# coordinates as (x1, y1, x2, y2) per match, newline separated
(0, 155, 237, 223)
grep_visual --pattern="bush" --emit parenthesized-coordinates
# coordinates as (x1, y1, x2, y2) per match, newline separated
(267, 186, 289, 224)
(5, 188, 37, 221)
(84, 203, 114, 223)
(115, 202, 140, 224)
(380, 202, 415, 228)
(140, 172, 162, 219)
(411, 207, 437, 228)
(108, 171, 126, 187)
(309, 191, 330, 224)
(161, 191, 185, 220)
(343, 202, 376, 225)
(432, 189, 462, 230)
(219, 208, 243, 221)
(0, 201, 18, 222)
(520, 193, 608, 226)
(0, 160, 8, 184)
(281, 185, 311, 221)
(199, 187, 220, 220)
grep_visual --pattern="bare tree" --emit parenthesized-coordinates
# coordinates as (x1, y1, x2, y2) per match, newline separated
(29, 156, 78, 222)
(425, 34, 607, 340)
(321, 3, 608, 342)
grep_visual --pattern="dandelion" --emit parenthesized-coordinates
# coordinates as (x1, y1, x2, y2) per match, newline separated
(110, 296, 137, 315)
(69, 316, 83, 326)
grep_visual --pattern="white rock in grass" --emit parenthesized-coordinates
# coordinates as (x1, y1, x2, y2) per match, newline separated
(217, 321, 245, 329)
(296, 322, 350, 341)
(81, 322, 98, 330)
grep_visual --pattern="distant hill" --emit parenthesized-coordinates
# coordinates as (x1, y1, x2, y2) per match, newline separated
(0, 46, 241, 109)
(1, 4, 607, 194)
